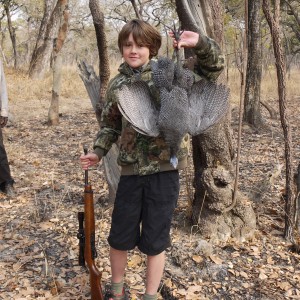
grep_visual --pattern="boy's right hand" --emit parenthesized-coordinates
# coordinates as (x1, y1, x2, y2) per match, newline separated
(80, 153, 100, 170)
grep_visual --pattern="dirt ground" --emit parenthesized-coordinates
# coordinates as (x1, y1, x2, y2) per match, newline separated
(0, 92, 300, 300)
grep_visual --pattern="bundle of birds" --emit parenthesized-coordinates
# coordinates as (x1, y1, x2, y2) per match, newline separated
(117, 44, 230, 169)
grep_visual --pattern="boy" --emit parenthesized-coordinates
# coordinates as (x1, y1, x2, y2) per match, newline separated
(80, 19, 224, 300)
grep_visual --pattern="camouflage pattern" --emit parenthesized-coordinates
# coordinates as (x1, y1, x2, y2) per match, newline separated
(194, 35, 225, 82)
(93, 35, 225, 176)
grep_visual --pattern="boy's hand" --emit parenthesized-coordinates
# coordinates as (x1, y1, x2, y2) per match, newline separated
(80, 153, 100, 170)
(169, 30, 200, 49)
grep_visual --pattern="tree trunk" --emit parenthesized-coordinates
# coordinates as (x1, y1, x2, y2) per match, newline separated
(262, 0, 295, 241)
(29, 0, 56, 75)
(48, 54, 62, 125)
(4, 4, 17, 68)
(48, 0, 69, 126)
(78, 61, 100, 112)
(244, 0, 264, 128)
(89, 0, 110, 124)
(29, 0, 61, 79)
(176, 0, 256, 243)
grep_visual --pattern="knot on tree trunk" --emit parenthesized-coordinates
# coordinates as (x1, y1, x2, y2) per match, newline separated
(201, 165, 234, 212)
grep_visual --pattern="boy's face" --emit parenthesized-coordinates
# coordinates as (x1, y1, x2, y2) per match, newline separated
(122, 33, 150, 69)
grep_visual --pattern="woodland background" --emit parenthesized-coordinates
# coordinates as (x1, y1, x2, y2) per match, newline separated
(0, 0, 300, 299)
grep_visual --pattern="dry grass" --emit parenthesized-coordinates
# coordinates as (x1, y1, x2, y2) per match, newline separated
(5, 66, 92, 121)
(227, 67, 300, 105)
(6, 67, 88, 102)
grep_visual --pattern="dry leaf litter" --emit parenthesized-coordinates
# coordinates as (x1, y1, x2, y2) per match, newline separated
(0, 95, 300, 300)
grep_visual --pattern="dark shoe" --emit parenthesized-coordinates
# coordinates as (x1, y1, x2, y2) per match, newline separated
(3, 183, 15, 197)
(104, 283, 130, 300)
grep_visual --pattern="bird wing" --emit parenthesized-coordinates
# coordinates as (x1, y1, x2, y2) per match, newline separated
(188, 80, 230, 136)
(116, 81, 160, 137)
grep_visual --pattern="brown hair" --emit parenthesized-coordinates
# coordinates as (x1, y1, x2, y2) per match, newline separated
(118, 19, 162, 59)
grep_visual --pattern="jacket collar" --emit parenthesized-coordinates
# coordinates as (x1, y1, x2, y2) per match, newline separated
(118, 61, 153, 76)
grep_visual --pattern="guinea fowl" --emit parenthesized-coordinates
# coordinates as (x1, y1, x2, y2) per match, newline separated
(116, 56, 230, 169)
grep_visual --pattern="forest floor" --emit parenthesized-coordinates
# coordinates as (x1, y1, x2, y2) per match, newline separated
(0, 92, 300, 300)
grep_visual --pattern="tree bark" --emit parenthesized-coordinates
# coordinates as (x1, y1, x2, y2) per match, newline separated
(48, 54, 62, 125)
(29, 0, 61, 79)
(89, 0, 110, 124)
(29, 0, 56, 75)
(78, 61, 100, 112)
(48, 0, 69, 126)
(262, 0, 295, 241)
(176, 0, 256, 243)
(260, 99, 277, 119)
(244, 0, 264, 128)
(4, 4, 17, 68)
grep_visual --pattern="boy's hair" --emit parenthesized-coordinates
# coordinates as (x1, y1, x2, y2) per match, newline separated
(118, 19, 162, 59)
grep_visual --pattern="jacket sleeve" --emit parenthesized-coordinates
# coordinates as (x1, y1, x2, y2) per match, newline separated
(0, 61, 9, 117)
(194, 35, 225, 82)
(93, 87, 122, 159)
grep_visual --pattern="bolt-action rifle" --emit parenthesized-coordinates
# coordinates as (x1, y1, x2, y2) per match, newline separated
(77, 147, 103, 300)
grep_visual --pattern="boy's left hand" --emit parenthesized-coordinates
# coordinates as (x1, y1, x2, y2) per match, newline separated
(169, 30, 200, 49)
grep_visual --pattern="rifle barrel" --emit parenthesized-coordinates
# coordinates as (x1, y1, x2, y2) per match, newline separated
(84, 146, 88, 185)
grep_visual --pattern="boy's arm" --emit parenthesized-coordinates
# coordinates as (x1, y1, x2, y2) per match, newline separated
(93, 90, 122, 159)
(170, 30, 225, 82)
(193, 35, 225, 82)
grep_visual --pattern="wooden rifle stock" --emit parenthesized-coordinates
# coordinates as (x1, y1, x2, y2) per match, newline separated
(77, 147, 103, 300)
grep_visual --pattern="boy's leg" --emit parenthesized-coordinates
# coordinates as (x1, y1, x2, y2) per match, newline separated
(139, 171, 179, 298)
(145, 251, 165, 296)
(108, 247, 128, 299)
(110, 247, 127, 284)
(107, 175, 143, 298)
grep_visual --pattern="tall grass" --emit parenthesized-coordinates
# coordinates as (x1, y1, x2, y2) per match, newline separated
(6, 67, 87, 103)
(227, 67, 300, 105)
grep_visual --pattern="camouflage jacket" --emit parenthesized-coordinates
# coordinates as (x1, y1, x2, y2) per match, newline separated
(93, 35, 225, 176)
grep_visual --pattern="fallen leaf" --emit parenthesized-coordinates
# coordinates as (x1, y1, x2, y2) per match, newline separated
(192, 255, 203, 264)
(258, 272, 268, 280)
(277, 281, 292, 291)
(128, 254, 142, 268)
(240, 271, 248, 278)
(209, 255, 223, 265)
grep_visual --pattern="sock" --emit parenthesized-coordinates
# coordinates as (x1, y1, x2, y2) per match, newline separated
(111, 280, 124, 295)
(143, 293, 157, 300)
